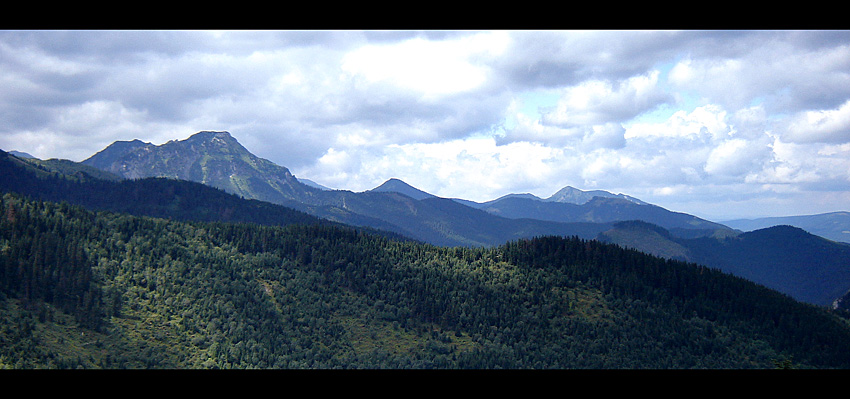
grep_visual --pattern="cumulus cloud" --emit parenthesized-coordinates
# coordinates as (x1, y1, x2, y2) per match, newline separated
(301, 137, 567, 201)
(705, 139, 761, 177)
(3, 30, 850, 220)
(666, 33, 850, 114)
(340, 31, 510, 100)
(626, 104, 733, 141)
(542, 70, 671, 128)
(781, 99, 850, 144)
(495, 30, 685, 88)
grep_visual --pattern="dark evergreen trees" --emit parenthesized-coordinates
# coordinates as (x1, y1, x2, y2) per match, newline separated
(4, 190, 850, 369)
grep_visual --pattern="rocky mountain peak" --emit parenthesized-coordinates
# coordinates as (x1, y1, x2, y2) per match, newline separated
(82, 131, 313, 203)
(546, 186, 646, 205)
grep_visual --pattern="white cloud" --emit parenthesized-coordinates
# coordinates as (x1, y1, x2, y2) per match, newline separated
(302, 137, 565, 201)
(666, 37, 850, 114)
(542, 70, 670, 128)
(583, 123, 627, 150)
(4, 30, 850, 220)
(704, 138, 761, 176)
(625, 104, 732, 141)
(781, 99, 850, 144)
(340, 31, 510, 100)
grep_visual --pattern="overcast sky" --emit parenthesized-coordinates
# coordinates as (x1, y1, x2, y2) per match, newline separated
(2, 30, 849, 220)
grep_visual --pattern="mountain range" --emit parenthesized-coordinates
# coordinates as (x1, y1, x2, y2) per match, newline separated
(5, 130, 850, 308)
(80, 131, 735, 244)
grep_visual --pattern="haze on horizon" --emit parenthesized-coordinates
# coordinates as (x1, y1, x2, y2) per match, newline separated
(2, 30, 850, 221)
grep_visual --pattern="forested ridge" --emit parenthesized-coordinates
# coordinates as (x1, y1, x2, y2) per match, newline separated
(4, 192, 850, 369)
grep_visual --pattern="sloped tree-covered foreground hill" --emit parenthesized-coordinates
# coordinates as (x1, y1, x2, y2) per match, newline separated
(4, 192, 850, 369)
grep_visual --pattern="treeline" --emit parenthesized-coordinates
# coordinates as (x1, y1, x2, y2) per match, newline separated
(4, 192, 850, 368)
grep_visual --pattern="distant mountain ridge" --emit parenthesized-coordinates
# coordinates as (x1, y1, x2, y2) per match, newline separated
(368, 176, 730, 239)
(457, 185, 647, 208)
(9, 150, 35, 159)
(460, 190, 731, 239)
(368, 178, 435, 200)
(298, 178, 332, 191)
(544, 185, 648, 205)
(597, 221, 850, 306)
(724, 212, 850, 244)
(0, 148, 338, 230)
(76, 132, 618, 246)
(82, 138, 152, 173)
(77, 131, 733, 246)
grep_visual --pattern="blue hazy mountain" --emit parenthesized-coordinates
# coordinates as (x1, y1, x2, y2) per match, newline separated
(9, 150, 36, 159)
(597, 220, 850, 307)
(460, 187, 732, 238)
(723, 212, 850, 244)
(368, 178, 435, 200)
(368, 179, 731, 238)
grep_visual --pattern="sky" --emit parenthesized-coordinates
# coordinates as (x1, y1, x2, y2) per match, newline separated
(2, 29, 850, 221)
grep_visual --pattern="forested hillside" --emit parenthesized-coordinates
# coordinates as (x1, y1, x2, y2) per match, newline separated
(4, 192, 850, 369)
(598, 221, 850, 307)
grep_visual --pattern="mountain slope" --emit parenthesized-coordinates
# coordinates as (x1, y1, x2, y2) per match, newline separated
(21, 157, 124, 182)
(81, 138, 153, 172)
(685, 225, 850, 307)
(0, 149, 359, 232)
(598, 221, 850, 307)
(597, 220, 692, 261)
(5, 193, 850, 369)
(724, 212, 850, 244)
(83, 131, 321, 204)
(27, 132, 850, 307)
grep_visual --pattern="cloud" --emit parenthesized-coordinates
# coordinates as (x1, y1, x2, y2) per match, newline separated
(497, 70, 665, 149)
(340, 31, 510, 100)
(781, 99, 850, 144)
(704, 138, 762, 177)
(3, 30, 850, 220)
(626, 104, 732, 141)
(301, 137, 566, 201)
(495, 30, 686, 89)
(666, 32, 850, 113)
(745, 137, 850, 188)
(542, 70, 671, 128)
